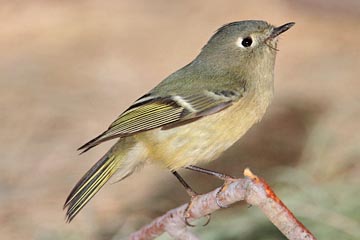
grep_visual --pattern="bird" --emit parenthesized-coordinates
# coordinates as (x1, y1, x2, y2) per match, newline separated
(64, 20, 295, 222)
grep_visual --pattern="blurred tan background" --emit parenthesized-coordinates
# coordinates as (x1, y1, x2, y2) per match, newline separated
(1, 0, 359, 239)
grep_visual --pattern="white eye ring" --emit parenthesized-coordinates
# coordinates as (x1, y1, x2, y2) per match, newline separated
(236, 36, 254, 48)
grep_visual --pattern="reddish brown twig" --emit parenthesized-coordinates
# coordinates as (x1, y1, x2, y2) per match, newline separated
(129, 168, 316, 240)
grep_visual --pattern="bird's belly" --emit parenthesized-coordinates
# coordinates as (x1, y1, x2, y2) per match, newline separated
(135, 93, 270, 170)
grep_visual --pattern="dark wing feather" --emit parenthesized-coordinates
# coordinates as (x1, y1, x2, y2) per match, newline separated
(78, 90, 243, 153)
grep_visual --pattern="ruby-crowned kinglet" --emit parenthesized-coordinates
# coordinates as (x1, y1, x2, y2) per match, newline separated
(64, 20, 294, 222)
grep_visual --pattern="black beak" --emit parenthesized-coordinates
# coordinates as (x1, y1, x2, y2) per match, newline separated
(269, 22, 295, 39)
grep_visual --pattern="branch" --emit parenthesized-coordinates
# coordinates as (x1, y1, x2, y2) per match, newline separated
(129, 168, 316, 240)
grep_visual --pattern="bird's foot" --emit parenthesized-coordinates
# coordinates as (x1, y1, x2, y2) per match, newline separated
(172, 171, 211, 227)
(184, 165, 237, 209)
(184, 193, 211, 227)
(215, 176, 237, 208)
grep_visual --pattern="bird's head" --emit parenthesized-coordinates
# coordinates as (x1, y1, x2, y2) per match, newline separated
(198, 20, 295, 69)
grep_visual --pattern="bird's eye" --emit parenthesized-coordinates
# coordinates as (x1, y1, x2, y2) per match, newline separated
(241, 37, 253, 47)
(236, 36, 254, 48)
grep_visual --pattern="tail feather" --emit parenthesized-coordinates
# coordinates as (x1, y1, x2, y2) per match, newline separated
(65, 138, 145, 222)
(64, 153, 119, 222)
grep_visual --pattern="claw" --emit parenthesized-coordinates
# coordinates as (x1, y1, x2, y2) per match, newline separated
(215, 192, 229, 208)
(185, 217, 196, 227)
(185, 213, 212, 227)
(215, 178, 237, 208)
(202, 214, 211, 226)
(184, 195, 197, 227)
(184, 195, 212, 227)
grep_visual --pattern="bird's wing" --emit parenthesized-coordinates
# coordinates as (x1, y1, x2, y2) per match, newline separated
(78, 89, 244, 153)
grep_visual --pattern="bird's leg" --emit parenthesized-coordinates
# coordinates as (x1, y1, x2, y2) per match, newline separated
(185, 165, 237, 208)
(172, 171, 211, 227)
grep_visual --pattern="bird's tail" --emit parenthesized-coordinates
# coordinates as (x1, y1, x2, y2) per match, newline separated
(64, 138, 144, 222)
